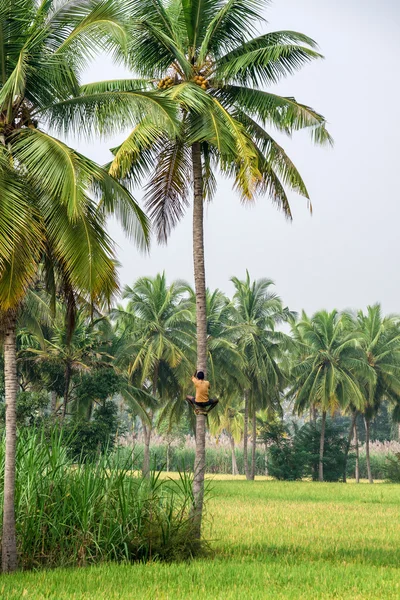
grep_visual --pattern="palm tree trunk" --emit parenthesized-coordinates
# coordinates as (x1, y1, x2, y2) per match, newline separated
(354, 419, 360, 483)
(311, 404, 317, 424)
(166, 443, 170, 473)
(142, 370, 157, 478)
(191, 142, 207, 538)
(142, 422, 152, 477)
(250, 410, 257, 480)
(62, 362, 71, 419)
(318, 410, 327, 482)
(343, 411, 357, 483)
(50, 390, 57, 415)
(2, 318, 18, 572)
(243, 390, 250, 479)
(364, 416, 373, 484)
(229, 434, 238, 476)
(264, 443, 268, 476)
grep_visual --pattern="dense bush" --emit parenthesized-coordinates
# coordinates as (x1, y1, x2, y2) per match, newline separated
(267, 420, 350, 482)
(384, 453, 400, 482)
(267, 440, 304, 480)
(64, 400, 123, 461)
(0, 430, 201, 569)
(0, 390, 49, 426)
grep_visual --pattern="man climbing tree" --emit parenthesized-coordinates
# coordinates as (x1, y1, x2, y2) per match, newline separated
(186, 372, 218, 414)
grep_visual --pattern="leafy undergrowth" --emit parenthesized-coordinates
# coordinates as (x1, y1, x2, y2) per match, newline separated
(2, 479, 400, 599)
(0, 431, 200, 569)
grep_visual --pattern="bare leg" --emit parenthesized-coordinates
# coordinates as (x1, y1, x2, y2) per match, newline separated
(185, 395, 196, 407)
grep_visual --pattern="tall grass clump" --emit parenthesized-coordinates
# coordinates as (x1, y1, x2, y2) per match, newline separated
(0, 429, 201, 570)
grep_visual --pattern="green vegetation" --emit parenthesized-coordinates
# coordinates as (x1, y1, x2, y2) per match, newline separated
(0, 431, 198, 569)
(3, 478, 400, 599)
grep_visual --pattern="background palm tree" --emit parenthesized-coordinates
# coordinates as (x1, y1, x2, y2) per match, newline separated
(289, 310, 372, 482)
(113, 274, 192, 476)
(53, 0, 332, 533)
(20, 306, 116, 418)
(355, 305, 400, 483)
(231, 273, 288, 480)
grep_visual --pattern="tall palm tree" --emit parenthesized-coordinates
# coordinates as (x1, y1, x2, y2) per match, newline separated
(289, 311, 373, 482)
(231, 272, 288, 480)
(0, 0, 154, 572)
(356, 305, 400, 484)
(113, 274, 192, 476)
(55, 0, 331, 532)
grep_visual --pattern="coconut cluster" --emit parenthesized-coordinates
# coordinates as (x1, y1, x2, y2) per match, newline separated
(193, 74, 209, 90)
(158, 76, 174, 90)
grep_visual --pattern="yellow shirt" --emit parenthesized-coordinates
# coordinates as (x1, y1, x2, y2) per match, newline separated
(191, 376, 210, 403)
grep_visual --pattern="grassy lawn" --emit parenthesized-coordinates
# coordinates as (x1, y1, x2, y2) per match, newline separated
(2, 478, 399, 599)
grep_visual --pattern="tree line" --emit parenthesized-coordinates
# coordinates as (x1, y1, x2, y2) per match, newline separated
(7, 273, 400, 484)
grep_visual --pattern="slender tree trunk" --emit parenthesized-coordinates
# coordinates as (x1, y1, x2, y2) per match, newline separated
(229, 434, 238, 476)
(343, 411, 357, 483)
(166, 444, 170, 473)
(62, 362, 71, 419)
(191, 142, 207, 538)
(2, 318, 18, 572)
(50, 390, 57, 416)
(264, 443, 268, 476)
(142, 423, 152, 477)
(243, 390, 250, 479)
(364, 416, 373, 484)
(142, 369, 157, 478)
(354, 419, 360, 483)
(250, 410, 257, 480)
(311, 404, 317, 425)
(318, 410, 327, 482)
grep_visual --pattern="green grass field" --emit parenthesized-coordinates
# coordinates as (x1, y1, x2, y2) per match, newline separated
(2, 478, 400, 599)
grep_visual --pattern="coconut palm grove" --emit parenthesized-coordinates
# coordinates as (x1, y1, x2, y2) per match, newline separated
(0, 0, 399, 597)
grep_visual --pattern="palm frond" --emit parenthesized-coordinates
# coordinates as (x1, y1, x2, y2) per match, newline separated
(215, 31, 322, 86)
(44, 88, 179, 140)
(144, 136, 192, 243)
(215, 85, 333, 145)
(199, 0, 266, 61)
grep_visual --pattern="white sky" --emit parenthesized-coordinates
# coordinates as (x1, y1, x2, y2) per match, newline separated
(75, 0, 400, 314)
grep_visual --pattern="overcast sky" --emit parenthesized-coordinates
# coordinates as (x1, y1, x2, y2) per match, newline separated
(76, 0, 400, 314)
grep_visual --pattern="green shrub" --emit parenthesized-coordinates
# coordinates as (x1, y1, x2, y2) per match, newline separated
(384, 453, 400, 482)
(295, 421, 349, 482)
(0, 429, 201, 570)
(267, 420, 349, 482)
(64, 400, 122, 461)
(267, 440, 304, 480)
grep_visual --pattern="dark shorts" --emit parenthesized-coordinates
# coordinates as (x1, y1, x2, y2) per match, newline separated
(187, 396, 217, 407)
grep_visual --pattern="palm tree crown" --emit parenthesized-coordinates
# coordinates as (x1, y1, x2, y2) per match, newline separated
(84, 0, 332, 241)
